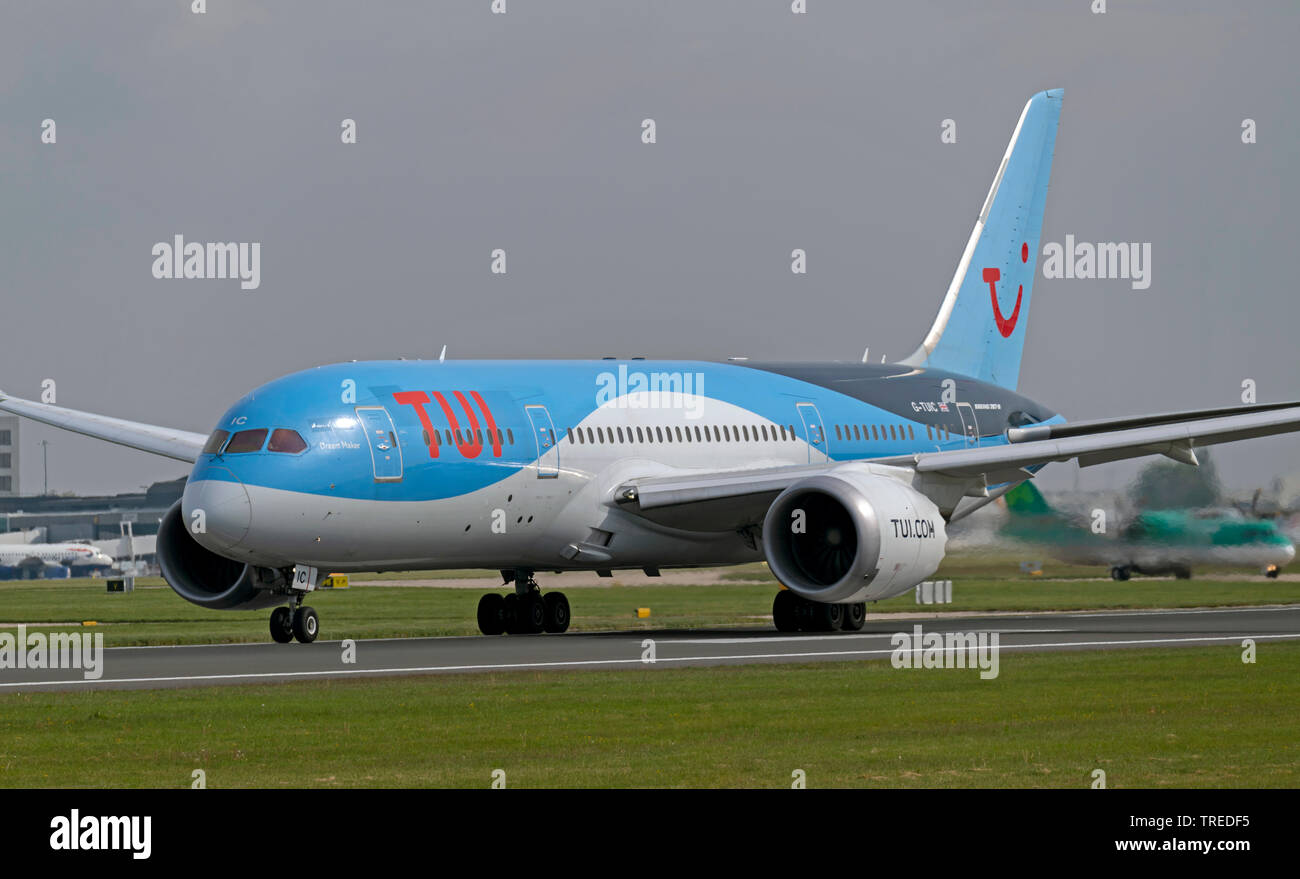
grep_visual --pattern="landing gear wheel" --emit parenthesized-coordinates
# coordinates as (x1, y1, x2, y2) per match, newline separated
(292, 606, 319, 643)
(772, 590, 799, 632)
(503, 593, 521, 634)
(1110, 566, 1131, 582)
(505, 593, 545, 634)
(1266, 566, 1280, 579)
(520, 593, 546, 633)
(543, 592, 571, 633)
(477, 593, 506, 635)
(270, 606, 294, 643)
(841, 602, 866, 631)
(811, 601, 844, 632)
(1173, 566, 1192, 580)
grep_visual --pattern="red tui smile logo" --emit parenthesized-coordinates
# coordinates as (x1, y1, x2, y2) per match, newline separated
(985, 241, 1029, 337)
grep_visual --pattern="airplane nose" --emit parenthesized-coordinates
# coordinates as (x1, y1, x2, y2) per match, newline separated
(183, 467, 252, 552)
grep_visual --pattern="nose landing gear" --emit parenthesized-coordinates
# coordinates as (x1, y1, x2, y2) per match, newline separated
(477, 569, 570, 635)
(269, 600, 319, 643)
(270, 606, 293, 643)
(270, 565, 322, 643)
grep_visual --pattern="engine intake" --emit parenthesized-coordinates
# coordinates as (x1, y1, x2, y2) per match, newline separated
(157, 500, 283, 610)
(762, 465, 947, 603)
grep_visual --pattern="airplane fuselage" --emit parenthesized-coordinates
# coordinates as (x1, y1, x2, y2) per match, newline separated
(185, 360, 1060, 573)
(0, 543, 115, 572)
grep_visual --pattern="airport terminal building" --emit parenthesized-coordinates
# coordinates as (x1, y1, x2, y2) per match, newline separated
(0, 478, 184, 568)
(0, 415, 17, 497)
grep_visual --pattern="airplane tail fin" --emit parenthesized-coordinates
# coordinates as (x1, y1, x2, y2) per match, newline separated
(902, 89, 1063, 391)
(1003, 480, 1056, 518)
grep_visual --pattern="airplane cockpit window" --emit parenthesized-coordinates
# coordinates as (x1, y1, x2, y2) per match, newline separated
(268, 428, 308, 453)
(225, 428, 269, 453)
(202, 430, 230, 454)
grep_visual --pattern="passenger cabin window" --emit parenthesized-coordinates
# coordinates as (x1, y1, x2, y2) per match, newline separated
(268, 429, 308, 454)
(202, 430, 230, 455)
(225, 428, 268, 454)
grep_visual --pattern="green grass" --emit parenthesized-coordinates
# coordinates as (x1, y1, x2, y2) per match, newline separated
(0, 580, 776, 645)
(2, 557, 1296, 646)
(2, 642, 1295, 788)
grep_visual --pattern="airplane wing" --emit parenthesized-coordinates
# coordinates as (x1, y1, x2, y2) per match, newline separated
(613, 403, 1300, 530)
(0, 390, 206, 463)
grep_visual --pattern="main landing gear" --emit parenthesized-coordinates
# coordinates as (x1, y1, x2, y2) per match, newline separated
(477, 569, 571, 636)
(270, 598, 319, 644)
(772, 589, 866, 633)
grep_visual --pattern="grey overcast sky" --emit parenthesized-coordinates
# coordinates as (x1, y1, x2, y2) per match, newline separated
(3, 1, 1297, 496)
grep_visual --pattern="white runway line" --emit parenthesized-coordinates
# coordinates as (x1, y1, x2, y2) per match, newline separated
(2, 632, 1298, 689)
(1063, 605, 1298, 619)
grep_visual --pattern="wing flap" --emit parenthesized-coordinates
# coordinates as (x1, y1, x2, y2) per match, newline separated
(913, 405, 1300, 478)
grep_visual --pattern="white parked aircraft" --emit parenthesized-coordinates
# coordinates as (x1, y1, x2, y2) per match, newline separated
(0, 541, 116, 578)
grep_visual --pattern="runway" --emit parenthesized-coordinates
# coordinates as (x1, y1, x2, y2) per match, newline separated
(3, 604, 1299, 692)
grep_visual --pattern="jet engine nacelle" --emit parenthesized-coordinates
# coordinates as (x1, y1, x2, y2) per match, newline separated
(157, 501, 284, 610)
(761, 465, 947, 603)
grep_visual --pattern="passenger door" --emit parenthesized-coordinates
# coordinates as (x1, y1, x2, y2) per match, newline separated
(524, 405, 560, 478)
(356, 406, 404, 481)
(957, 402, 980, 447)
(796, 402, 829, 463)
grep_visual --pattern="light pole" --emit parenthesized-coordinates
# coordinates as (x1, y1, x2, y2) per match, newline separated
(39, 440, 49, 495)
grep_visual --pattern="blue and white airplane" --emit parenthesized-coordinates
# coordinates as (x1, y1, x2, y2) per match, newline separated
(5, 89, 1300, 642)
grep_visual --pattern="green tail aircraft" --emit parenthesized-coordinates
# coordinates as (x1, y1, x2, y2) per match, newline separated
(1000, 482, 1294, 580)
